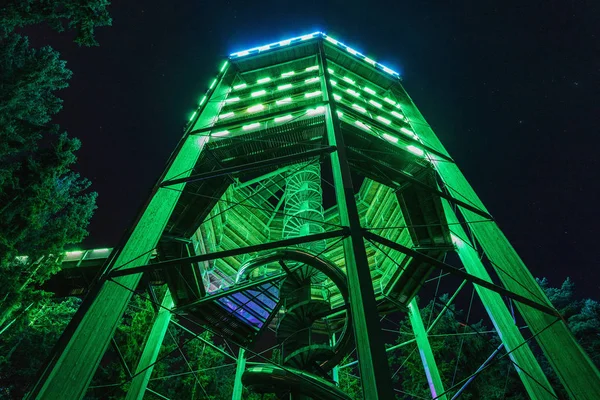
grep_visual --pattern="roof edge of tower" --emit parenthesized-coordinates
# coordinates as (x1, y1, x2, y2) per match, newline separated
(228, 32, 400, 81)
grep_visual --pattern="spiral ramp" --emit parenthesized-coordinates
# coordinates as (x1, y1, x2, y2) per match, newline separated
(236, 249, 352, 399)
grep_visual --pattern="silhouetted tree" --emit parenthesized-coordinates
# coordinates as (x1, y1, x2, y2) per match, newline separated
(0, 0, 112, 46)
(0, 297, 81, 398)
(4, 278, 597, 398)
(0, 0, 110, 325)
(338, 294, 528, 399)
(535, 277, 600, 397)
(85, 291, 243, 399)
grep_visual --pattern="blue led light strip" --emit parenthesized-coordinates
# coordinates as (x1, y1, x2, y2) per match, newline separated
(229, 32, 400, 79)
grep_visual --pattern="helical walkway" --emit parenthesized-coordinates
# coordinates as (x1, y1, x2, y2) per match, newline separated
(236, 249, 352, 399)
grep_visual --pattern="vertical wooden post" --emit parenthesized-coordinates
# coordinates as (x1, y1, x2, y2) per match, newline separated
(126, 291, 174, 400)
(408, 298, 447, 400)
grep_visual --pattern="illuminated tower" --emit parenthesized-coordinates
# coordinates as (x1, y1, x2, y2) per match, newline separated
(30, 32, 600, 400)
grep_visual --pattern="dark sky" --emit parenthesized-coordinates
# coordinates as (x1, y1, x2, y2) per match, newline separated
(33, 1, 599, 297)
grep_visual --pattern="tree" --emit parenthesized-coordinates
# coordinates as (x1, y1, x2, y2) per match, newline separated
(536, 277, 600, 396)
(85, 290, 241, 399)
(0, 124, 97, 325)
(0, 297, 81, 398)
(337, 355, 364, 399)
(386, 294, 527, 400)
(0, 0, 111, 325)
(0, 0, 112, 47)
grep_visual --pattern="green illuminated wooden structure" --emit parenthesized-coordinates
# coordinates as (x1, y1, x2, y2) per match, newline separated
(29, 32, 600, 399)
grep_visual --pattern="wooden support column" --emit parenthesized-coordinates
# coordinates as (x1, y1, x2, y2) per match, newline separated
(125, 291, 174, 400)
(399, 94, 600, 399)
(408, 298, 447, 400)
(318, 43, 394, 399)
(442, 200, 556, 399)
(231, 348, 246, 400)
(28, 57, 234, 399)
(28, 135, 207, 399)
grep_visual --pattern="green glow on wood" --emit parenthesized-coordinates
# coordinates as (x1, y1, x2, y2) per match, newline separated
(377, 116, 391, 125)
(413, 92, 600, 396)
(408, 299, 448, 399)
(407, 145, 424, 156)
(126, 291, 174, 400)
(219, 111, 234, 120)
(247, 104, 265, 113)
(227, 32, 402, 78)
(451, 233, 464, 247)
(364, 87, 376, 95)
(274, 115, 293, 123)
(364, 57, 376, 65)
(305, 90, 321, 98)
(400, 127, 417, 138)
(383, 133, 398, 143)
(231, 348, 246, 400)
(278, 84, 293, 91)
(355, 120, 370, 130)
(33, 134, 205, 399)
(306, 106, 325, 116)
(346, 89, 360, 97)
(45, 34, 586, 400)
(242, 122, 260, 131)
(352, 104, 366, 113)
(369, 100, 382, 108)
(276, 97, 292, 105)
(442, 200, 557, 398)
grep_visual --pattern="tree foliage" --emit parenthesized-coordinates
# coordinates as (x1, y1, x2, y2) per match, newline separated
(85, 291, 240, 400)
(338, 280, 600, 399)
(0, 33, 70, 159)
(0, 297, 81, 398)
(0, 0, 112, 46)
(85, 283, 599, 399)
(0, 0, 109, 325)
(536, 277, 600, 396)
(1, 277, 597, 399)
(387, 295, 527, 400)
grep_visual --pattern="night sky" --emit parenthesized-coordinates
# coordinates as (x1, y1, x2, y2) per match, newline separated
(30, 2, 599, 298)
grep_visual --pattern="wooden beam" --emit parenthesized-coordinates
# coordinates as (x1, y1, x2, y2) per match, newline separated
(110, 229, 348, 278)
(364, 231, 561, 318)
